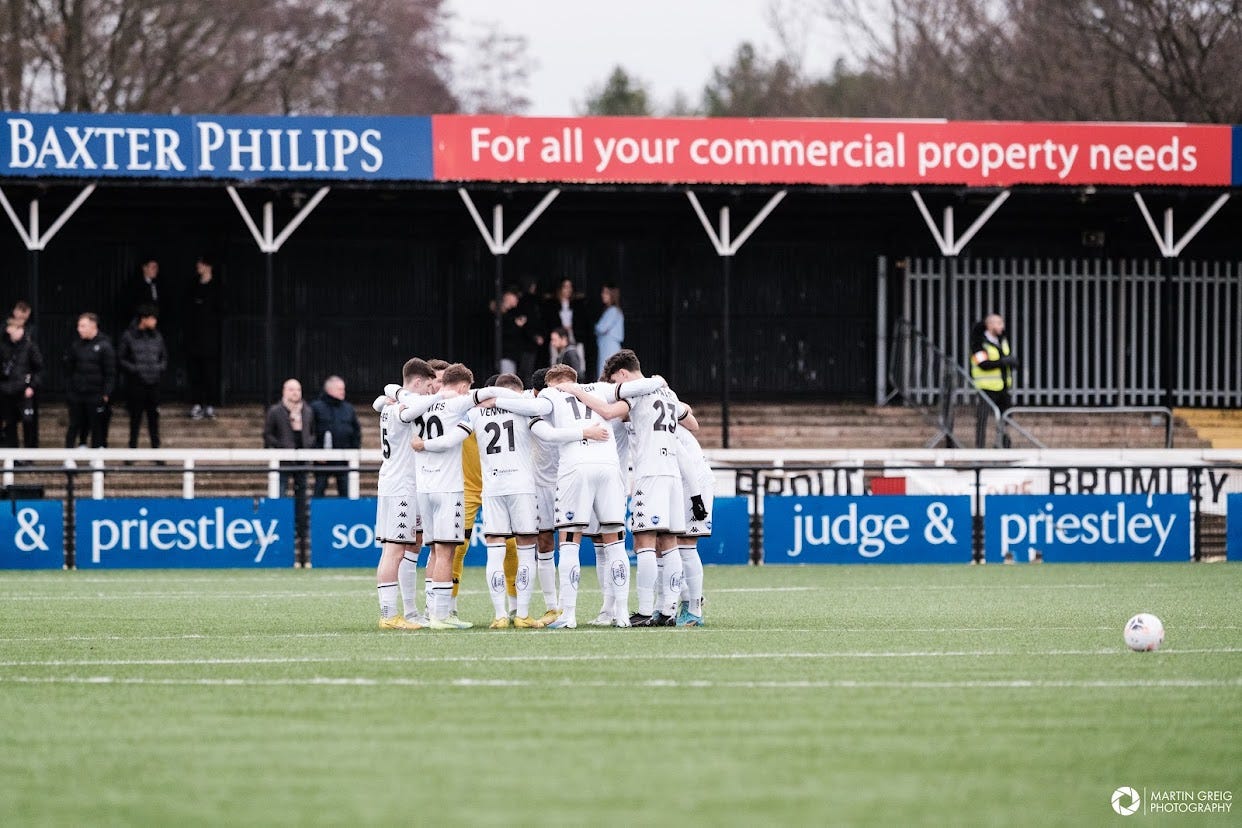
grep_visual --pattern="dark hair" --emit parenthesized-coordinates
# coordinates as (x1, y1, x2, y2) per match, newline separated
(402, 357, 435, 383)
(529, 367, 548, 392)
(196, 255, 214, 268)
(442, 363, 474, 386)
(136, 304, 158, 319)
(426, 358, 450, 372)
(495, 373, 523, 392)
(603, 348, 640, 379)
(551, 326, 571, 341)
(484, 374, 500, 387)
(601, 283, 621, 309)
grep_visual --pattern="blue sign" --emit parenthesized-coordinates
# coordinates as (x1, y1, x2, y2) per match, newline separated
(1228, 494, 1242, 559)
(0, 500, 64, 569)
(1, 112, 433, 180)
(762, 495, 971, 563)
(311, 497, 380, 567)
(75, 498, 295, 568)
(984, 494, 1190, 563)
(310, 496, 753, 566)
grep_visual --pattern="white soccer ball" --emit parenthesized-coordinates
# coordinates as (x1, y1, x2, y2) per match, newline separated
(1124, 613, 1165, 652)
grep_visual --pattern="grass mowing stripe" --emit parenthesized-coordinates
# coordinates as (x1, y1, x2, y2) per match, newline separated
(4, 647, 1241, 667)
(2, 675, 1239, 689)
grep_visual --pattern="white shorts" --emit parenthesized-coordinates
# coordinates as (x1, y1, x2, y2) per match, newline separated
(555, 463, 626, 531)
(375, 495, 421, 545)
(629, 475, 686, 535)
(682, 476, 716, 537)
(482, 492, 538, 538)
(417, 491, 466, 544)
(534, 485, 556, 533)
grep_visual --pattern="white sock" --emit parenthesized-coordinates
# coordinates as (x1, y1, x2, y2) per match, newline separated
(680, 544, 704, 615)
(635, 548, 656, 615)
(424, 577, 433, 618)
(537, 550, 558, 611)
(654, 556, 665, 613)
(605, 541, 630, 621)
(516, 544, 536, 617)
(485, 544, 507, 618)
(398, 552, 420, 619)
(659, 551, 684, 617)
(377, 582, 399, 620)
(595, 548, 611, 615)
(431, 581, 454, 621)
(558, 541, 580, 620)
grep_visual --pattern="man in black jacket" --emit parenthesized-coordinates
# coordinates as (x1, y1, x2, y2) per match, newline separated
(118, 305, 168, 449)
(64, 312, 115, 448)
(310, 374, 361, 497)
(0, 316, 43, 448)
(186, 256, 222, 420)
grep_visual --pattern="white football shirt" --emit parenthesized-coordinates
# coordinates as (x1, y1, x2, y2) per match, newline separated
(376, 402, 418, 497)
(619, 383, 684, 479)
(469, 404, 536, 495)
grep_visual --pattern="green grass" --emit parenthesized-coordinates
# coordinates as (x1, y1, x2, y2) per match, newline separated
(1, 563, 1239, 826)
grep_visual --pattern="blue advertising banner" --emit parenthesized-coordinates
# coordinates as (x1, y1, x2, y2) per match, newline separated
(311, 497, 379, 567)
(1227, 494, 1242, 559)
(1, 113, 433, 180)
(984, 494, 1191, 563)
(311, 496, 753, 566)
(762, 495, 972, 563)
(0, 501, 64, 569)
(75, 498, 295, 568)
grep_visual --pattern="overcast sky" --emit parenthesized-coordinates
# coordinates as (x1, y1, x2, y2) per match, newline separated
(445, 0, 842, 116)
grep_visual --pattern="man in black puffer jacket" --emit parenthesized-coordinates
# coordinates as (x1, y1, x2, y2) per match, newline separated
(0, 316, 43, 448)
(310, 374, 361, 497)
(64, 312, 116, 448)
(118, 305, 168, 449)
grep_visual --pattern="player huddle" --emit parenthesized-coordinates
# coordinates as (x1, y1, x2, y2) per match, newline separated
(371, 350, 713, 630)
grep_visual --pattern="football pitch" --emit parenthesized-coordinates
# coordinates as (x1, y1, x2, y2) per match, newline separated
(2, 563, 1239, 826)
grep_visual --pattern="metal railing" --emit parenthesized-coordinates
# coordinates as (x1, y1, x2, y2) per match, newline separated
(1000, 406, 1175, 450)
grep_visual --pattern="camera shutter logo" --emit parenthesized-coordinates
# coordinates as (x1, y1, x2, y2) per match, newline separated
(1112, 787, 1141, 816)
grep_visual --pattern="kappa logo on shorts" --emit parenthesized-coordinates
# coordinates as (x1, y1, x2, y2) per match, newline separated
(398, 511, 407, 518)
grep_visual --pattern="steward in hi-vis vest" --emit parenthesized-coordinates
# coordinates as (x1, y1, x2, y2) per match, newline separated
(969, 313, 1017, 449)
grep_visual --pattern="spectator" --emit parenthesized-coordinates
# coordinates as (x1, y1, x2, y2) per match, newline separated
(118, 305, 167, 449)
(0, 316, 43, 449)
(546, 278, 588, 347)
(499, 285, 525, 375)
(516, 278, 546, 378)
(264, 378, 316, 501)
(122, 258, 160, 324)
(310, 374, 361, 497)
(64, 312, 115, 448)
(969, 313, 1017, 448)
(594, 283, 625, 378)
(549, 326, 584, 375)
(10, 300, 39, 447)
(186, 256, 222, 420)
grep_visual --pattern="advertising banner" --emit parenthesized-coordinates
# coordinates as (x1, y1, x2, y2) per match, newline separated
(1, 113, 433, 180)
(75, 498, 295, 568)
(983, 494, 1191, 563)
(1228, 494, 1242, 559)
(310, 496, 753, 566)
(0, 500, 64, 569)
(433, 115, 1233, 187)
(762, 495, 972, 563)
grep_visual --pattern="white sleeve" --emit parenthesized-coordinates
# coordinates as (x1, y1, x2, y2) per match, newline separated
(396, 390, 442, 422)
(617, 376, 666, 400)
(372, 395, 389, 413)
(422, 421, 473, 452)
(495, 396, 553, 417)
(531, 419, 590, 444)
(384, 383, 402, 399)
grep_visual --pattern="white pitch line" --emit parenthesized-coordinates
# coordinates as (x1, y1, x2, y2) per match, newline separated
(0, 675, 1237, 690)
(2, 647, 1239, 668)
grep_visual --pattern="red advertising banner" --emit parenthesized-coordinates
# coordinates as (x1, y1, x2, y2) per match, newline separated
(432, 115, 1232, 187)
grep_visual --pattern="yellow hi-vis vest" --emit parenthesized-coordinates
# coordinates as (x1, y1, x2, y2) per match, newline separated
(971, 339, 1011, 391)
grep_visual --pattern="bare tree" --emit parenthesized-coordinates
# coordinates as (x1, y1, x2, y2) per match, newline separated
(453, 21, 534, 114)
(814, 0, 1242, 121)
(14, 0, 458, 114)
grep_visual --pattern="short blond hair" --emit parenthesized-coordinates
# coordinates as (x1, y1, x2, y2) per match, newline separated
(545, 364, 577, 384)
